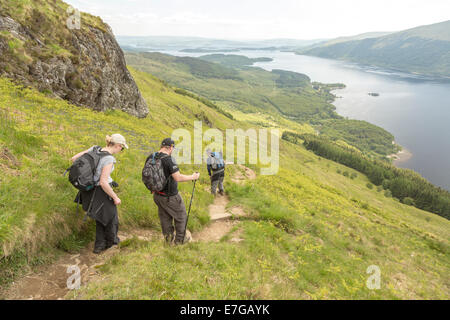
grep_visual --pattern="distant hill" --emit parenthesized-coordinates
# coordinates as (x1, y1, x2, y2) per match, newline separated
(116, 35, 325, 52)
(299, 20, 450, 78)
(309, 32, 393, 48)
(198, 54, 273, 68)
(125, 52, 402, 159)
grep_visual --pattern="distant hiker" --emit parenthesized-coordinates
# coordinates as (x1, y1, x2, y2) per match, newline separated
(70, 134, 128, 254)
(206, 149, 225, 196)
(143, 138, 199, 245)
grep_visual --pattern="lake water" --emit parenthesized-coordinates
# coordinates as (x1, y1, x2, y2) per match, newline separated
(159, 50, 450, 191)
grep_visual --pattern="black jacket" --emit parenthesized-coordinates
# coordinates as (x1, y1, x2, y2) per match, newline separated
(74, 187, 117, 226)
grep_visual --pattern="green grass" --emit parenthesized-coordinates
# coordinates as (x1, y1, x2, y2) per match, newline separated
(1, 66, 449, 299)
(0, 69, 236, 289)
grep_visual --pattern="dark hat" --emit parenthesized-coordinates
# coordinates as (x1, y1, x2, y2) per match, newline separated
(161, 138, 175, 147)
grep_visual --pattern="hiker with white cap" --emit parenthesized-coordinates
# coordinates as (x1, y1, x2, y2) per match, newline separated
(70, 134, 128, 254)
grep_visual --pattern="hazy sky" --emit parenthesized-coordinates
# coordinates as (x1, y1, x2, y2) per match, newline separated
(64, 0, 450, 39)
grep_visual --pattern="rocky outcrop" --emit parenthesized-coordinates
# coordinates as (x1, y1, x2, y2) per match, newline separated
(0, 14, 148, 118)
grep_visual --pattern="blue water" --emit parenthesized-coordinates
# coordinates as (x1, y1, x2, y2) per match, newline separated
(160, 50, 450, 191)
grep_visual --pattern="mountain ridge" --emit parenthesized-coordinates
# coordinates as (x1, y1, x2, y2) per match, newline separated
(299, 20, 450, 78)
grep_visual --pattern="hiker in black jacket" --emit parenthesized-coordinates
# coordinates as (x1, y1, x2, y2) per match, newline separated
(72, 134, 128, 254)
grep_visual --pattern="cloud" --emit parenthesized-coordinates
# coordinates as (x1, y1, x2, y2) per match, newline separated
(64, 0, 450, 39)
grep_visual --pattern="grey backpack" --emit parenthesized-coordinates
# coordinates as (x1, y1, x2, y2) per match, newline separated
(210, 152, 225, 170)
(142, 153, 169, 193)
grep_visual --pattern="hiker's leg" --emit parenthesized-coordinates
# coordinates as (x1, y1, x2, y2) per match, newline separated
(172, 194, 187, 244)
(94, 221, 107, 251)
(211, 178, 218, 195)
(158, 194, 187, 244)
(218, 176, 224, 193)
(113, 214, 120, 245)
(105, 213, 119, 248)
(154, 194, 175, 240)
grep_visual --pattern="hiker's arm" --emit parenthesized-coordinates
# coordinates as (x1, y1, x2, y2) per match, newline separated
(207, 164, 212, 176)
(172, 171, 200, 182)
(99, 163, 121, 205)
(71, 148, 91, 163)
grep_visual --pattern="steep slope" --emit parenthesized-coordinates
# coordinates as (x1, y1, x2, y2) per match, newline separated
(0, 69, 237, 290)
(300, 20, 450, 78)
(1, 67, 449, 299)
(0, 0, 448, 300)
(0, 0, 148, 117)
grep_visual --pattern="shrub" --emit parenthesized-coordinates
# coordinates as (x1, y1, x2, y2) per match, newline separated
(402, 197, 415, 206)
(302, 133, 450, 219)
(343, 171, 349, 177)
(366, 183, 374, 189)
(384, 190, 392, 198)
(350, 172, 357, 179)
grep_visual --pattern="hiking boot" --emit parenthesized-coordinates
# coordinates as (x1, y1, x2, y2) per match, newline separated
(93, 247, 105, 254)
(174, 230, 192, 245)
(219, 190, 224, 196)
(164, 233, 175, 244)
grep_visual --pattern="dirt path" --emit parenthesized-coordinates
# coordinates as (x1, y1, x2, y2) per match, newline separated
(2, 229, 155, 300)
(231, 164, 257, 184)
(3, 165, 256, 300)
(192, 165, 255, 242)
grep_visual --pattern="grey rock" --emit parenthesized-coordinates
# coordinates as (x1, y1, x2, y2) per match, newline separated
(0, 15, 148, 118)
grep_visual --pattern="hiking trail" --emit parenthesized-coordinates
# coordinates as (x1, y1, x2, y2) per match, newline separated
(193, 165, 255, 242)
(2, 165, 256, 300)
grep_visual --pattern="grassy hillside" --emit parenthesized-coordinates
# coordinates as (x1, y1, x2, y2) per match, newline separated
(1, 67, 449, 299)
(124, 52, 336, 119)
(70, 89, 449, 299)
(125, 52, 399, 158)
(300, 20, 450, 78)
(0, 68, 240, 288)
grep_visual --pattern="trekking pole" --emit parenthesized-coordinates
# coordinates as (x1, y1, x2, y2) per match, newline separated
(183, 178, 197, 243)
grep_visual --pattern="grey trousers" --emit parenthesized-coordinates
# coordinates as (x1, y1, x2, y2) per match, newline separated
(153, 193, 187, 243)
(211, 176, 224, 195)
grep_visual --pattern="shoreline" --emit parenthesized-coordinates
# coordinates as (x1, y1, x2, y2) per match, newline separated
(387, 148, 413, 165)
(326, 83, 413, 167)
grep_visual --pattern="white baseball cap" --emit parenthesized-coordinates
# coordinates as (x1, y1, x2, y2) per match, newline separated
(110, 133, 129, 149)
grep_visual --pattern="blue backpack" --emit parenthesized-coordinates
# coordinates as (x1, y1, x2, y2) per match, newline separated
(210, 152, 225, 170)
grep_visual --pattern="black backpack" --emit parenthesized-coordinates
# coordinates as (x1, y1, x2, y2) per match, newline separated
(66, 146, 110, 192)
(142, 153, 169, 193)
